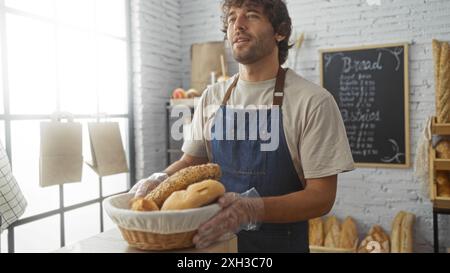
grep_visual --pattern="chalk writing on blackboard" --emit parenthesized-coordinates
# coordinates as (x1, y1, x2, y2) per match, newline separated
(320, 43, 410, 168)
(381, 139, 405, 164)
(377, 47, 403, 71)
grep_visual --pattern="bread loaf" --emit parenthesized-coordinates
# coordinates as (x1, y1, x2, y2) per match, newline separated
(433, 39, 442, 114)
(145, 163, 221, 207)
(324, 216, 340, 248)
(161, 179, 225, 210)
(338, 217, 358, 249)
(436, 140, 450, 159)
(391, 211, 406, 253)
(438, 42, 450, 123)
(324, 215, 339, 234)
(370, 226, 390, 253)
(436, 171, 450, 197)
(436, 171, 449, 185)
(438, 184, 450, 197)
(391, 211, 415, 253)
(439, 42, 450, 123)
(432, 39, 445, 119)
(358, 225, 390, 253)
(308, 217, 324, 246)
(400, 213, 415, 253)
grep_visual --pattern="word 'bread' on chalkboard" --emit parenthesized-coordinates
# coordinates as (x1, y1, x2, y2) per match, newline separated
(320, 43, 410, 168)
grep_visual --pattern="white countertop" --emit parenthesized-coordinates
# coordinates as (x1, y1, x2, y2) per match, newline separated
(53, 228, 237, 253)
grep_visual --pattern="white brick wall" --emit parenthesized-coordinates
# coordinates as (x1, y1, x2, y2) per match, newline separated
(131, 0, 182, 179)
(135, 0, 450, 252)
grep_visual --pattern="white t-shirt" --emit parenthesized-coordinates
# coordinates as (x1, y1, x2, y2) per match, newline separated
(182, 68, 354, 183)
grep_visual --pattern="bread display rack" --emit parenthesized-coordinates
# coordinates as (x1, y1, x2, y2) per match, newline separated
(428, 117, 450, 209)
(428, 116, 450, 252)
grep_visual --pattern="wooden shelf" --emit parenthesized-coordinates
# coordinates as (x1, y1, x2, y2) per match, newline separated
(431, 117, 450, 135)
(434, 198, 450, 209)
(434, 159, 450, 170)
(429, 117, 450, 209)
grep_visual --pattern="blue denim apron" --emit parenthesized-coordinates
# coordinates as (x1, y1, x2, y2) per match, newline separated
(210, 68, 309, 253)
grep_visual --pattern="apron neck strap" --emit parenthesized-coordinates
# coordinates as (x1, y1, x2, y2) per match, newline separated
(221, 74, 239, 106)
(221, 67, 287, 107)
(273, 67, 287, 107)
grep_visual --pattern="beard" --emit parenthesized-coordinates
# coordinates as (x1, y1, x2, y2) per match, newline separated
(231, 31, 276, 64)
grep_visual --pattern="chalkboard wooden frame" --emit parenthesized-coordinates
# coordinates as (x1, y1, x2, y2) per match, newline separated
(319, 43, 410, 169)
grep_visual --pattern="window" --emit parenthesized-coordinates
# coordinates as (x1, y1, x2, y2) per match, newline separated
(0, 0, 133, 253)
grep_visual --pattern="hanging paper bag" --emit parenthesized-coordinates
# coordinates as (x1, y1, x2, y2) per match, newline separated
(39, 112, 83, 187)
(86, 122, 128, 177)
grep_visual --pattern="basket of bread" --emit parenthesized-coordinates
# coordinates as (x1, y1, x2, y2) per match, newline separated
(309, 216, 359, 253)
(103, 163, 225, 251)
(309, 211, 415, 253)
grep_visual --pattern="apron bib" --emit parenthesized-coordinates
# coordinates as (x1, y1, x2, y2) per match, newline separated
(210, 68, 309, 253)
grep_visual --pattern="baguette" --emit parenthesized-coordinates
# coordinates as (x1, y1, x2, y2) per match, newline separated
(324, 215, 339, 235)
(433, 39, 442, 114)
(145, 163, 221, 207)
(400, 213, 415, 253)
(309, 217, 324, 246)
(438, 42, 450, 123)
(338, 217, 358, 249)
(391, 211, 406, 253)
(324, 216, 340, 248)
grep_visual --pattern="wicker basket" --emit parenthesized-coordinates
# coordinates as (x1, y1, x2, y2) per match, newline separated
(119, 227, 197, 251)
(309, 240, 359, 253)
(309, 245, 357, 253)
(104, 193, 221, 251)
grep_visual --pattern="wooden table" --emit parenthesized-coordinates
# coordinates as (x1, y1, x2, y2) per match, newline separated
(53, 228, 237, 253)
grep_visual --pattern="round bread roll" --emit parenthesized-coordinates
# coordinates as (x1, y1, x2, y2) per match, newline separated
(186, 89, 200, 98)
(436, 140, 450, 159)
(435, 171, 450, 197)
(438, 184, 450, 197)
(161, 180, 225, 211)
(172, 88, 186, 99)
(436, 171, 450, 185)
(130, 198, 159, 212)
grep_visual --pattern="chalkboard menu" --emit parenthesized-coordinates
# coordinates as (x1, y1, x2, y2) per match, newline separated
(320, 43, 410, 168)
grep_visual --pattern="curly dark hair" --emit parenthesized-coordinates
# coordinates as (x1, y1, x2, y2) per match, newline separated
(221, 0, 293, 65)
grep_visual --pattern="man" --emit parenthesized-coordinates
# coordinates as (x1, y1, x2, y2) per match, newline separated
(131, 0, 354, 253)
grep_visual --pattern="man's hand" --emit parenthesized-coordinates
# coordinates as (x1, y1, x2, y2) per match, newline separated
(129, 173, 169, 198)
(193, 189, 264, 249)
(129, 154, 207, 198)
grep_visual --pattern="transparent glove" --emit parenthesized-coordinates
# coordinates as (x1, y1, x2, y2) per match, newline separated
(193, 187, 264, 249)
(129, 172, 169, 198)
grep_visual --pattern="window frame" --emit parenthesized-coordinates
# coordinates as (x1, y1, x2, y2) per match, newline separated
(0, 0, 135, 253)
